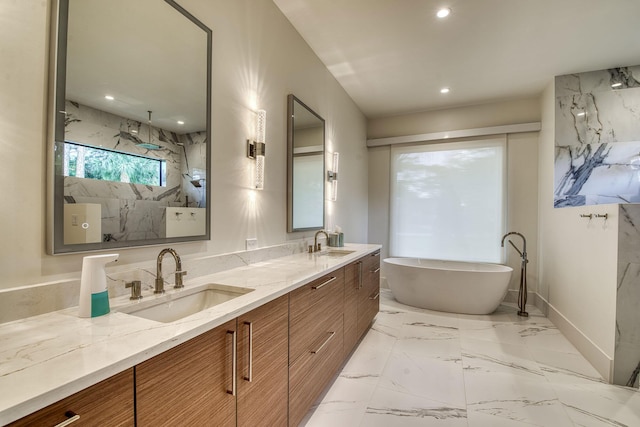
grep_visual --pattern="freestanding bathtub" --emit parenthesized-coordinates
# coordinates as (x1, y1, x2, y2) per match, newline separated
(383, 258, 513, 315)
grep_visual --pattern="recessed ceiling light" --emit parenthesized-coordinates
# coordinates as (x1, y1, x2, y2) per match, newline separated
(440, 87, 450, 94)
(105, 95, 114, 100)
(611, 82, 623, 88)
(177, 120, 185, 125)
(436, 8, 451, 18)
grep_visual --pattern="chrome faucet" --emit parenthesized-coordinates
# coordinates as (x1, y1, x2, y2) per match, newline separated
(501, 231, 528, 317)
(501, 231, 527, 260)
(313, 230, 329, 252)
(155, 248, 187, 294)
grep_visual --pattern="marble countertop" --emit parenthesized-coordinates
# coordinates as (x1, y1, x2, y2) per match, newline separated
(0, 243, 381, 425)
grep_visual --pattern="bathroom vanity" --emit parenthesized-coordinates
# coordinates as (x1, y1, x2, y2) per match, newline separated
(0, 244, 380, 426)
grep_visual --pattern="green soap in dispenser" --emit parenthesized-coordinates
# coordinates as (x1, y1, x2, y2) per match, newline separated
(78, 253, 119, 318)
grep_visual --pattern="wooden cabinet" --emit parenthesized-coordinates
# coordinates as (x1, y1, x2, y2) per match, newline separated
(358, 250, 381, 338)
(344, 250, 381, 357)
(136, 295, 288, 427)
(136, 319, 237, 427)
(343, 258, 362, 357)
(237, 295, 289, 427)
(289, 270, 346, 427)
(8, 369, 134, 427)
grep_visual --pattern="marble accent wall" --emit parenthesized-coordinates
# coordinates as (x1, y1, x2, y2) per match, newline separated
(615, 204, 640, 387)
(63, 101, 207, 241)
(554, 66, 640, 207)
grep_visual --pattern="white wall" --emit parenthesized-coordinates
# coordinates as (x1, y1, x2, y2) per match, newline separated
(537, 82, 618, 380)
(0, 0, 367, 289)
(368, 99, 540, 292)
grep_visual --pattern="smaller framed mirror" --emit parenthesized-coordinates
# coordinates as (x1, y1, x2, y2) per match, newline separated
(287, 95, 325, 232)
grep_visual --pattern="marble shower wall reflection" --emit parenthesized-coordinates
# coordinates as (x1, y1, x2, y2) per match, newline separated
(64, 101, 207, 241)
(554, 65, 640, 207)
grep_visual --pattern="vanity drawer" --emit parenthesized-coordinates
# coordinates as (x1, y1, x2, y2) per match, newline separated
(288, 315, 344, 427)
(7, 369, 134, 427)
(289, 269, 344, 317)
(289, 269, 344, 364)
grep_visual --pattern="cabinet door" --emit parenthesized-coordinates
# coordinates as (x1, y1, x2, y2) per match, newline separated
(136, 319, 237, 427)
(7, 369, 134, 427)
(237, 295, 289, 427)
(343, 261, 361, 357)
(357, 251, 381, 337)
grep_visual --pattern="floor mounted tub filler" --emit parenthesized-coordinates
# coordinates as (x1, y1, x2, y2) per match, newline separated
(383, 258, 513, 315)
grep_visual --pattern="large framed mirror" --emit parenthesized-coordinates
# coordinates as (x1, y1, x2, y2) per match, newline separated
(287, 95, 325, 232)
(48, 0, 212, 254)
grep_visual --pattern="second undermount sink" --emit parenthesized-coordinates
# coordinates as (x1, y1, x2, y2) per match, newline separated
(318, 249, 355, 258)
(118, 283, 254, 323)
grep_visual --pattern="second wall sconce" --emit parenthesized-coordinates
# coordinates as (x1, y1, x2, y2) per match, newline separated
(247, 109, 266, 189)
(327, 151, 339, 201)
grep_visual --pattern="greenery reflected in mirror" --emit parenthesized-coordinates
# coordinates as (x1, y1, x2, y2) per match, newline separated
(49, 0, 212, 254)
(287, 95, 325, 232)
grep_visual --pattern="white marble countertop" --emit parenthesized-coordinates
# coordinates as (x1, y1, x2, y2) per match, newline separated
(0, 243, 381, 425)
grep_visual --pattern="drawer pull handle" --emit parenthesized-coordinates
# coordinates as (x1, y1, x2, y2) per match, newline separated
(244, 321, 253, 382)
(371, 252, 380, 257)
(54, 412, 80, 427)
(358, 261, 363, 289)
(369, 292, 380, 300)
(312, 276, 337, 290)
(311, 331, 336, 354)
(371, 267, 381, 274)
(227, 330, 237, 396)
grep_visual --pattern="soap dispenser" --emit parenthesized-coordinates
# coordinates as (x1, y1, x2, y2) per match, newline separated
(78, 253, 119, 318)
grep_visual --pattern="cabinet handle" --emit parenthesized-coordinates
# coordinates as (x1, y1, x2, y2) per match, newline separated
(227, 330, 237, 396)
(370, 267, 380, 274)
(243, 321, 253, 382)
(54, 412, 80, 427)
(358, 261, 363, 289)
(312, 276, 336, 290)
(369, 292, 380, 300)
(311, 331, 336, 354)
(371, 252, 380, 257)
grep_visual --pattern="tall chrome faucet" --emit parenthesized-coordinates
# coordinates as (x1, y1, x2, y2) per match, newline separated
(313, 230, 329, 252)
(501, 232, 528, 317)
(155, 248, 187, 294)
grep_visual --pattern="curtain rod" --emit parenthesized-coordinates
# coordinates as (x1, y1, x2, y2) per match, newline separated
(366, 122, 541, 147)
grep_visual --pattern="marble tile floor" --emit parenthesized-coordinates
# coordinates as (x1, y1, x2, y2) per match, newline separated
(301, 289, 640, 427)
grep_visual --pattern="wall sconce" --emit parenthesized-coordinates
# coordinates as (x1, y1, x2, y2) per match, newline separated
(247, 109, 266, 189)
(327, 151, 339, 201)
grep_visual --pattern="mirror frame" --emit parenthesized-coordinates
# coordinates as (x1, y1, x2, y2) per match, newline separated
(286, 94, 326, 233)
(47, 0, 212, 254)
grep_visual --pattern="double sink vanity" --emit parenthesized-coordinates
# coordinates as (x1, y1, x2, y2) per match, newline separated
(0, 243, 381, 426)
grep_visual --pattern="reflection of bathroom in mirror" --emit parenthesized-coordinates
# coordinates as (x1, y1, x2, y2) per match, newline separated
(48, 0, 212, 254)
(287, 95, 325, 232)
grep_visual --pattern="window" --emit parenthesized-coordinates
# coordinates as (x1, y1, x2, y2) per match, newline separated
(64, 141, 166, 187)
(390, 137, 506, 263)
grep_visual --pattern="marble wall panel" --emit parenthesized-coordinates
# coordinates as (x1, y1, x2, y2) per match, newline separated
(554, 66, 640, 207)
(614, 204, 640, 387)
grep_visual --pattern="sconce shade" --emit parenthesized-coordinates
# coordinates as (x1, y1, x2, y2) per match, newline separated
(247, 109, 266, 189)
(328, 152, 339, 201)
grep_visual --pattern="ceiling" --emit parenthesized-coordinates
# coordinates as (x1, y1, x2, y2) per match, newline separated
(273, 0, 640, 119)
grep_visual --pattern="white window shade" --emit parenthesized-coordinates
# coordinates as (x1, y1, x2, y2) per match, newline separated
(390, 137, 506, 263)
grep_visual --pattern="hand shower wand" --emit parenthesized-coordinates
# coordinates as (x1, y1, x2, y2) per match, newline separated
(501, 232, 528, 317)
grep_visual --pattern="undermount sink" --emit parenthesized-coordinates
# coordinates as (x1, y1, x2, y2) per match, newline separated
(318, 249, 355, 258)
(118, 283, 254, 323)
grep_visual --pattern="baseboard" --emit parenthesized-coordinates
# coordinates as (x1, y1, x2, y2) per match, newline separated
(534, 293, 613, 382)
